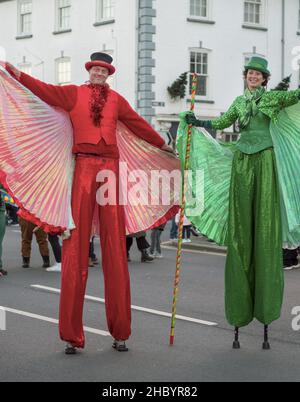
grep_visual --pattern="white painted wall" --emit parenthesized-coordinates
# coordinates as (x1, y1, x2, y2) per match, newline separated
(0, 0, 138, 104)
(1, 0, 300, 128)
(154, 0, 300, 123)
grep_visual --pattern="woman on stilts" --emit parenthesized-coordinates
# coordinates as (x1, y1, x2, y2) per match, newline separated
(180, 57, 300, 349)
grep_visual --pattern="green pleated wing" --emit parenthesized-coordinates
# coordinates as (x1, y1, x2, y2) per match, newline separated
(270, 102, 300, 248)
(177, 104, 300, 249)
(176, 112, 234, 246)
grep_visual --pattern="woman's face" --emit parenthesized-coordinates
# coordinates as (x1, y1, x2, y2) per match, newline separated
(246, 69, 265, 90)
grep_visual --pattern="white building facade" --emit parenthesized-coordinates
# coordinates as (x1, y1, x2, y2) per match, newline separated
(1, 0, 300, 141)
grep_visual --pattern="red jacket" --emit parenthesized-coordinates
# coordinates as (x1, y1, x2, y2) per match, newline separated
(15, 72, 165, 149)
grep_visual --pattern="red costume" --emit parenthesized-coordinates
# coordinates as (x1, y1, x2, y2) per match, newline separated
(5, 55, 170, 350)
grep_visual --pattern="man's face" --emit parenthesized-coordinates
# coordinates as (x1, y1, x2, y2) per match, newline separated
(89, 66, 109, 85)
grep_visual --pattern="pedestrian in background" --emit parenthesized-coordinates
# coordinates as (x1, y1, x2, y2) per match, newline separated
(88, 236, 99, 267)
(175, 212, 192, 243)
(6, 204, 18, 225)
(19, 217, 50, 268)
(126, 232, 154, 262)
(283, 248, 300, 270)
(149, 223, 166, 258)
(0, 187, 7, 276)
(169, 217, 178, 240)
(46, 234, 62, 272)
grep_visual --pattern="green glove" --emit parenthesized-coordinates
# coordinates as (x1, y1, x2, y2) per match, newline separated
(185, 112, 212, 128)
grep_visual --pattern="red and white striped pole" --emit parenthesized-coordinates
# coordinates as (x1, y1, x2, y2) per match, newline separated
(169, 73, 198, 345)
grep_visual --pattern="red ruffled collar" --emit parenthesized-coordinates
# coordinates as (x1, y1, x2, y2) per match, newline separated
(88, 83, 109, 127)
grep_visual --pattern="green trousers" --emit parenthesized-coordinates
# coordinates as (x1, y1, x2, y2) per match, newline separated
(0, 209, 6, 268)
(225, 148, 283, 327)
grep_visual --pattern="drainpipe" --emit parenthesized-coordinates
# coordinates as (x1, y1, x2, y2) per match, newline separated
(281, 0, 285, 78)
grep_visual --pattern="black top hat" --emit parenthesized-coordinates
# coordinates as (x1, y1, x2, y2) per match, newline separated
(85, 52, 115, 75)
(91, 52, 113, 64)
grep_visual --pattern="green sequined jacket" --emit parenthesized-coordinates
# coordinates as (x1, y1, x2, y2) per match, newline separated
(211, 89, 300, 130)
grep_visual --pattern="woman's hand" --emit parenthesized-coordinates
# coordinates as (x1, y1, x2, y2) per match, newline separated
(185, 112, 210, 128)
(185, 112, 199, 126)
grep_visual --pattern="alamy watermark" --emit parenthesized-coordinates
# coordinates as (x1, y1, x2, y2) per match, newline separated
(95, 163, 205, 217)
(291, 306, 300, 331)
(291, 47, 300, 71)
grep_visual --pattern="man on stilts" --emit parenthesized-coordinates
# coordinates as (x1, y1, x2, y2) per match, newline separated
(3, 53, 176, 354)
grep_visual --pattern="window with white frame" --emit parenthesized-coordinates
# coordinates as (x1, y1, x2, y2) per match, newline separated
(244, 55, 251, 65)
(189, 51, 208, 97)
(96, 0, 115, 22)
(55, 57, 71, 85)
(189, 0, 208, 18)
(244, 0, 264, 25)
(56, 0, 71, 31)
(18, 0, 32, 35)
(18, 62, 32, 75)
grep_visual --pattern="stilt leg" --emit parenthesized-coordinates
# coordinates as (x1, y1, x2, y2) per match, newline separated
(232, 327, 240, 349)
(262, 325, 271, 350)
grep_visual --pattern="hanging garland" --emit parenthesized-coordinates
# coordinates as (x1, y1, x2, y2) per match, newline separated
(167, 72, 188, 100)
(272, 75, 291, 91)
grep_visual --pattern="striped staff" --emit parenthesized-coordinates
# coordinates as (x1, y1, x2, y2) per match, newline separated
(169, 73, 198, 345)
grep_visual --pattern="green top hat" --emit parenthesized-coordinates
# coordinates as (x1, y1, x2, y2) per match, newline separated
(244, 56, 270, 75)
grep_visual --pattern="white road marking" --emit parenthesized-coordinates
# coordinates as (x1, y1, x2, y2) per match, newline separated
(0, 307, 6, 330)
(2, 306, 110, 336)
(31, 284, 218, 327)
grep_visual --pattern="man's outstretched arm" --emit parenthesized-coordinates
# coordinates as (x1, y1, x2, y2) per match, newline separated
(5, 62, 77, 111)
(118, 94, 173, 152)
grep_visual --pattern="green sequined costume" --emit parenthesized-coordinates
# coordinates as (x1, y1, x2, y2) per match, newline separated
(177, 87, 300, 327)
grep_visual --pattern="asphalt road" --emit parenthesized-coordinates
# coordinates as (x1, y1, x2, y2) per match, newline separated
(0, 225, 300, 382)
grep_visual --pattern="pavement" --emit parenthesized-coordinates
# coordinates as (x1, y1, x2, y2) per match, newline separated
(162, 235, 226, 255)
(1, 224, 300, 382)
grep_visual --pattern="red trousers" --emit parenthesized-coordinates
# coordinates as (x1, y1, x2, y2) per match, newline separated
(59, 155, 131, 348)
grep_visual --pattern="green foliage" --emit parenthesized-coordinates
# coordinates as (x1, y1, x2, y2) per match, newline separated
(167, 72, 188, 100)
(272, 75, 291, 91)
